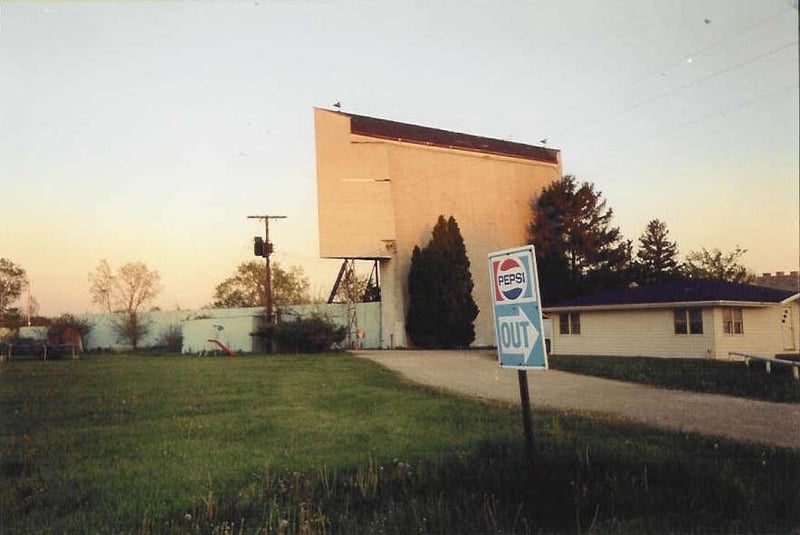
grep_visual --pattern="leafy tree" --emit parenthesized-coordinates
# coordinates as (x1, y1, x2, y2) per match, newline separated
(272, 262, 312, 306)
(683, 247, 754, 283)
(0, 258, 27, 318)
(635, 219, 681, 284)
(363, 280, 381, 303)
(211, 260, 311, 308)
(406, 215, 479, 348)
(527, 175, 631, 304)
(88, 260, 161, 349)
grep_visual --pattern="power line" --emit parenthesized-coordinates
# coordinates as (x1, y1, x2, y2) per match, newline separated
(599, 7, 795, 100)
(551, 6, 796, 141)
(612, 83, 799, 149)
(558, 40, 798, 140)
(623, 41, 796, 112)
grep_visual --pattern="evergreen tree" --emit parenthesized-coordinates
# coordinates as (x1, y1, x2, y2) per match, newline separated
(527, 175, 630, 304)
(406, 246, 437, 347)
(406, 215, 479, 348)
(636, 219, 680, 283)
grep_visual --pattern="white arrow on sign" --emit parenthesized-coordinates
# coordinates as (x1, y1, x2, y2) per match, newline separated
(498, 306, 539, 363)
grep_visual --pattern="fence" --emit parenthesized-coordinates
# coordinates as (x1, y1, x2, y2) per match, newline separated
(77, 303, 382, 353)
(729, 351, 800, 381)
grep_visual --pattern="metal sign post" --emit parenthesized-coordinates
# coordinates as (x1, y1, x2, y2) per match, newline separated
(488, 245, 548, 464)
(518, 369, 534, 463)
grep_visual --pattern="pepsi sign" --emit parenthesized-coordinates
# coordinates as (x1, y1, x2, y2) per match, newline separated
(488, 245, 547, 370)
(491, 253, 536, 304)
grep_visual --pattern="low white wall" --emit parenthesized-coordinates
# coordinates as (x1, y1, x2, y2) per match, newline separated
(182, 315, 260, 354)
(80, 303, 383, 353)
(81, 308, 262, 351)
(17, 326, 49, 340)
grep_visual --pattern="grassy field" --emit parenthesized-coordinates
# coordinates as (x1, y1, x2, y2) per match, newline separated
(1, 353, 799, 534)
(549, 355, 800, 402)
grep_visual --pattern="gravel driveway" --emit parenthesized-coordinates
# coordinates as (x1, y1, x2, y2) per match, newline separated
(355, 350, 800, 449)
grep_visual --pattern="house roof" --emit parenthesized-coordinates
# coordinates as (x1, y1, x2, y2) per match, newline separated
(543, 279, 799, 312)
(333, 110, 560, 164)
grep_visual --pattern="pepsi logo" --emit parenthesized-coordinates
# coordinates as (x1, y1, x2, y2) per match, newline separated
(495, 257, 527, 301)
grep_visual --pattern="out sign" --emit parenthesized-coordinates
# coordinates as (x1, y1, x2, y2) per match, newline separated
(498, 307, 539, 357)
(488, 246, 548, 370)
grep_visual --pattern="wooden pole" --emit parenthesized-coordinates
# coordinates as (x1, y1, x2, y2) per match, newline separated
(264, 217, 272, 323)
(518, 369, 534, 465)
(247, 215, 286, 323)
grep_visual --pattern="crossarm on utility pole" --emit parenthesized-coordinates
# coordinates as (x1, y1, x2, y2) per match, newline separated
(247, 215, 287, 323)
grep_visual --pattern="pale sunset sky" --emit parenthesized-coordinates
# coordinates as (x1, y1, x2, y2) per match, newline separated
(1, 0, 798, 316)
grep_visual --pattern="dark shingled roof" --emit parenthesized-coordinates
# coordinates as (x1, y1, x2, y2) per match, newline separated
(342, 111, 559, 164)
(545, 279, 797, 310)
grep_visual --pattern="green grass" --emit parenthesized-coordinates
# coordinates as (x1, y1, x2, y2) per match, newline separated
(549, 355, 800, 403)
(1, 353, 799, 534)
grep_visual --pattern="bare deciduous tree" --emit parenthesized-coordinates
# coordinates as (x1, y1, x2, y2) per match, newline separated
(88, 259, 115, 313)
(88, 260, 161, 348)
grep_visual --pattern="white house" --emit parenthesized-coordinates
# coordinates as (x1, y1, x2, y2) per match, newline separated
(543, 280, 799, 359)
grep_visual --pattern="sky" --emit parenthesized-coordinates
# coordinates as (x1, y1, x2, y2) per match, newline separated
(1, 0, 798, 317)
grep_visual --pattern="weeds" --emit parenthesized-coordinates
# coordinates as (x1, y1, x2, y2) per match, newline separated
(355, 458, 380, 500)
(147, 441, 799, 534)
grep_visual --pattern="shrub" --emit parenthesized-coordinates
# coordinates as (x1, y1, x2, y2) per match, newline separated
(111, 312, 152, 350)
(253, 315, 346, 353)
(47, 314, 92, 351)
(156, 324, 183, 353)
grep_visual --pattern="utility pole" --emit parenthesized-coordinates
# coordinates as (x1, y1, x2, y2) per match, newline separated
(26, 281, 32, 326)
(247, 214, 286, 323)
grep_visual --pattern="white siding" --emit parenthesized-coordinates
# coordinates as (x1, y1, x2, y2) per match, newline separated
(714, 303, 800, 358)
(550, 302, 800, 359)
(551, 308, 715, 358)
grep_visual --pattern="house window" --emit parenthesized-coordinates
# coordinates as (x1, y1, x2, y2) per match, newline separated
(674, 308, 703, 334)
(570, 312, 581, 334)
(559, 312, 581, 335)
(723, 308, 744, 334)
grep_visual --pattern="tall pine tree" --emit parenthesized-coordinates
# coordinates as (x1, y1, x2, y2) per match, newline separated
(527, 175, 631, 304)
(635, 219, 680, 284)
(406, 215, 479, 348)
